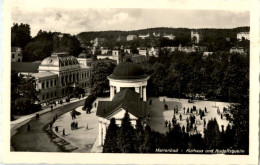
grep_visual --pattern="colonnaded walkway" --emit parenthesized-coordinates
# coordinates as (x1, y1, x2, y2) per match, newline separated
(147, 97, 230, 136)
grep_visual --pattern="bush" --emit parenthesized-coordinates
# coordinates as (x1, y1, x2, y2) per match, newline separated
(83, 95, 96, 110)
(66, 98, 70, 102)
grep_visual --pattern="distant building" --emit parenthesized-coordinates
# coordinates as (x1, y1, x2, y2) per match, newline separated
(148, 47, 159, 57)
(138, 47, 147, 56)
(230, 46, 247, 54)
(97, 46, 120, 64)
(152, 32, 161, 37)
(112, 46, 121, 57)
(77, 51, 92, 67)
(124, 46, 132, 54)
(101, 47, 110, 55)
(126, 35, 137, 41)
(11, 47, 23, 62)
(91, 38, 105, 47)
(123, 54, 147, 63)
(139, 33, 150, 39)
(191, 30, 200, 43)
(202, 52, 214, 59)
(237, 32, 250, 41)
(163, 34, 175, 40)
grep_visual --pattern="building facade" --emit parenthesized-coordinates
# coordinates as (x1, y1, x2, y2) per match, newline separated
(126, 35, 137, 41)
(32, 52, 91, 103)
(11, 47, 23, 62)
(237, 32, 250, 41)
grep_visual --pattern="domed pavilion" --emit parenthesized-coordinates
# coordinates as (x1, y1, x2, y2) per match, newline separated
(96, 59, 150, 146)
(107, 58, 150, 101)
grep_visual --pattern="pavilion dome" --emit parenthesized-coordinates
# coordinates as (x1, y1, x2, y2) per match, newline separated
(109, 58, 147, 80)
(41, 52, 79, 67)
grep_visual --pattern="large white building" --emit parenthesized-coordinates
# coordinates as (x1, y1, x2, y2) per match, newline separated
(96, 59, 150, 145)
(12, 52, 91, 104)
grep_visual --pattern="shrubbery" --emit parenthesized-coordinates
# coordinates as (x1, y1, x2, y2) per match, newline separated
(82, 95, 96, 110)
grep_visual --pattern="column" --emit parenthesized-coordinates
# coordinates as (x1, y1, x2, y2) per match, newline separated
(110, 86, 113, 101)
(135, 87, 140, 93)
(102, 123, 107, 145)
(116, 86, 120, 93)
(140, 86, 143, 99)
(143, 86, 147, 101)
(98, 121, 102, 146)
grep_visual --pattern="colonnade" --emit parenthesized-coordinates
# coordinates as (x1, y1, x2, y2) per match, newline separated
(110, 85, 147, 101)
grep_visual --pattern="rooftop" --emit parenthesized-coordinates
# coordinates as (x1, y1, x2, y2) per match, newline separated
(109, 59, 147, 80)
(31, 72, 57, 78)
(11, 62, 40, 73)
(96, 88, 147, 119)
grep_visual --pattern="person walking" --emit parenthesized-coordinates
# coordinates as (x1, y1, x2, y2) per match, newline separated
(168, 122, 171, 130)
(51, 105, 53, 112)
(94, 102, 97, 108)
(55, 126, 58, 132)
(63, 129, 65, 136)
(183, 107, 186, 115)
(27, 123, 31, 132)
(221, 125, 224, 132)
(86, 123, 89, 130)
(179, 114, 182, 121)
(165, 120, 168, 127)
(194, 124, 197, 133)
(182, 125, 185, 133)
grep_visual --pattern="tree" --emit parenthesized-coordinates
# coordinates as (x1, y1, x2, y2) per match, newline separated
(11, 23, 31, 49)
(23, 30, 53, 62)
(117, 111, 135, 153)
(11, 72, 41, 115)
(140, 125, 156, 153)
(103, 118, 120, 153)
(133, 119, 145, 152)
(90, 60, 116, 96)
(203, 118, 221, 149)
(229, 97, 249, 154)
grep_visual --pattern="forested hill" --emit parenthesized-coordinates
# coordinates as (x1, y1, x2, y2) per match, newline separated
(77, 26, 250, 43)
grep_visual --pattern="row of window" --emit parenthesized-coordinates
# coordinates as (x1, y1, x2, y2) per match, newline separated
(41, 79, 57, 89)
(61, 72, 90, 86)
(42, 91, 57, 101)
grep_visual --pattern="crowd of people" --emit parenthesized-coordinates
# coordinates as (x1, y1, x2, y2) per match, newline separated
(164, 105, 209, 134)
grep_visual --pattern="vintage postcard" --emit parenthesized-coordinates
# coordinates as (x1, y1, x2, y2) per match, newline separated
(2, 0, 259, 164)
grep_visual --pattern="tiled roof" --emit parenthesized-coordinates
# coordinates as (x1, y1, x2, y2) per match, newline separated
(96, 88, 147, 119)
(11, 62, 40, 73)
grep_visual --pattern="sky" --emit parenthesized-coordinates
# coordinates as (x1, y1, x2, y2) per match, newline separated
(11, 2, 250, 37)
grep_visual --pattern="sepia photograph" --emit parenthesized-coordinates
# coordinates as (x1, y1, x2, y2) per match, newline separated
(2, 0, 259, 164)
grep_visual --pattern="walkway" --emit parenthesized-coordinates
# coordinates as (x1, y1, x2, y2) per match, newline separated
(51, 97, 109, 153)
(147, 97, 230, 136)
(11, 97, 86, 152)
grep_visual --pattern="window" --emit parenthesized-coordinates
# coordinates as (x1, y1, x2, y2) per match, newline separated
(54, 80, 57, 86)
(55, 91, 57, 96)
(42, 82, 45, 89)
(46, 81, 49, 88)
(51, 80, 53, 87)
